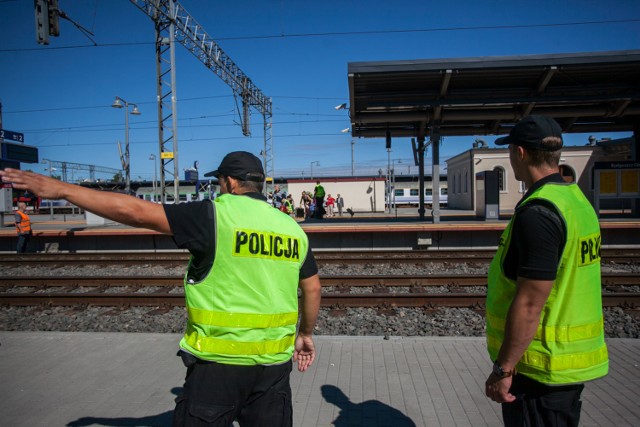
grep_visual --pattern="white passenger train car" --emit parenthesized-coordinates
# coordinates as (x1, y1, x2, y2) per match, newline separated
(391, 186, 448, 207)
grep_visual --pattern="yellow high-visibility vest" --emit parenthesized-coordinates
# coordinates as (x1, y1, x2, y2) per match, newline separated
(180, 194, 309, 365)
(487, 183, 608, 384)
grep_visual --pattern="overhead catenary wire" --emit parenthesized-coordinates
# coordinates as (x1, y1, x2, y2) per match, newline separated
(1, 18, 638, 52)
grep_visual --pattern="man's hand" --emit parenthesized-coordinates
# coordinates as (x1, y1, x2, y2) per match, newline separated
(485, 373, 516, 403)
(0, 169, 66, 200)
(293, 333, 316, 372)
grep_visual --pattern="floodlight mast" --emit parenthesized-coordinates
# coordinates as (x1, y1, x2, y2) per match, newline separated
(129, 0, 275, 198)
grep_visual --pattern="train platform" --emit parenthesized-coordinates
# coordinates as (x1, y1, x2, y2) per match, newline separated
(1, 209, 639, 253)
(0, 332, 638, 426)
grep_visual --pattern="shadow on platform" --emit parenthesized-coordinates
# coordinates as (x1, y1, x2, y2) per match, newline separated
(66, 387, 180, 427)
(321, 384, 416, 426)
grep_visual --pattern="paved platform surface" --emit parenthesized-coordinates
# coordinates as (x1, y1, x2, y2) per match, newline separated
(0, 332, 638, 426)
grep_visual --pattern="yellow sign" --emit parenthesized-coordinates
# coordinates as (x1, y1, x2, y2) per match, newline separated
(621, 170, 639, 194)
(160, 152, 174, 159)
(599, 171, 617, 194)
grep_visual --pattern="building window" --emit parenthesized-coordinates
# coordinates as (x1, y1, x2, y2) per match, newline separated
(559, 165, 576, 183)
(494, 166, 506, 192)
(519, 181, 527, 193)
(464, 171, 468, 193)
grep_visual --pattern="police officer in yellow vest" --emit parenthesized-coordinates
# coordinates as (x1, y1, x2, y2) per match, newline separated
(0, 151, 322, 427)
(485, 116, 608, 427)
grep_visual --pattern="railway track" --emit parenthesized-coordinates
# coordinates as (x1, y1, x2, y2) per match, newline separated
(2, 248, 639, 266)
(2, 273, 638, 308)
(1, 272, 639, 288)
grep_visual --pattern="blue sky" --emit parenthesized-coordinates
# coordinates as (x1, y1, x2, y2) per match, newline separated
(1, 0, 639, 182)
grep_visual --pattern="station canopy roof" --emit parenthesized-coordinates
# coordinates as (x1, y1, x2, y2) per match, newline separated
(347, 50, 640, 139)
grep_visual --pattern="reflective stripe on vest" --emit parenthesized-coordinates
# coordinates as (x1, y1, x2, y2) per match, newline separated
(183, 322, 295, 356)
(187, 306, 298, 329)
(486, 183, 608, 384)
(486, 313, 605, 343)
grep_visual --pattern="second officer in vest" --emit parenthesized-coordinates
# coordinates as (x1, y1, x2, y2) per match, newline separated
(484, 116, 608, 427)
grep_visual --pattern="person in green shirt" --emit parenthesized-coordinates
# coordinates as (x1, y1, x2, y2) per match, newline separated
(313, 181, 325, 219)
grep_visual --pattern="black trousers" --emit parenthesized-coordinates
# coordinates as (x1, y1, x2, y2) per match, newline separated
(16, 233, 30, 253)
(173, 352, 293, 427)
(314, 197, 325, 218)
(502, 374, 584, 427)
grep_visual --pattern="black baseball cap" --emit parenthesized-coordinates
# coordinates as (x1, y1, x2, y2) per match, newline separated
(495, 115, 563, 151)
(204, 151, 265, 181)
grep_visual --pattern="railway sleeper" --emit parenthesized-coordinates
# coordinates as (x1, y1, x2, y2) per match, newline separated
(101, 306, 130, 316)
(376, 303, 397, 316)
(328, 304, 348, 317)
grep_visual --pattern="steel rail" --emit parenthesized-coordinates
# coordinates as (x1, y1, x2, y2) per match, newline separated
(1, 248, 638, 266)
(2, 273, 639, 289)
(1, 292, 637, 308)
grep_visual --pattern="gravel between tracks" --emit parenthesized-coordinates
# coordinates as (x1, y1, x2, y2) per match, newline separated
(1, 260, 639, 338)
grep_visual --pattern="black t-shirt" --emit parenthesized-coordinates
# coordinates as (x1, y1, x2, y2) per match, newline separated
(502, 174, 567, 281)
(163, 193, 318, 283)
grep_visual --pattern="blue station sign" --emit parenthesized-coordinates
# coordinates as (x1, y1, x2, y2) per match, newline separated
(0, 129, 25, 143)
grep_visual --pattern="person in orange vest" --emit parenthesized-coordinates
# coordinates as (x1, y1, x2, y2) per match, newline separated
(15, 202, 32, 253)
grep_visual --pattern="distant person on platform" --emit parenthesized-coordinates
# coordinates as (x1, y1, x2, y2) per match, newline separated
(325, 194, 335, 217)
(15, 202, 32, 253)
(313, 180, 325, 219)
(273, 184, 284, 210)
(0, 151, 322, 427)
(484, 115, 608, 427)
(300, 191, 312, 218)
(336, 193, 344, 216)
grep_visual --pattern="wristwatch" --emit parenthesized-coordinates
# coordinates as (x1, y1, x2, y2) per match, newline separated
(492, 361, 515, 378)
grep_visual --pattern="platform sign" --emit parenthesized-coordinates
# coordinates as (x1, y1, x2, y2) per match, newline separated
(0, 129, 25, 143)
(160, 152, 174, 159)
(0, 187, 12, 212)
(1, 142, 39, 163)
(0, 159, 21, 170)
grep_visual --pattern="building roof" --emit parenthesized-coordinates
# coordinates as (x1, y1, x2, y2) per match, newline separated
(348, 50, 640, 139)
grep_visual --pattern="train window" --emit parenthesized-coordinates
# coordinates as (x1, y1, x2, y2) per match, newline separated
(179, 194, 188, 202)
(394, 189, 404, 196)
(441, 187, 448, 195)
(425, 189, 432, 196)
(410, 189, 419, 196)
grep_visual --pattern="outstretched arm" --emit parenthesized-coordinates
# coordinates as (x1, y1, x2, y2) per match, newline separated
(1, 168, 172, 235)
(294, 273, 321, 372)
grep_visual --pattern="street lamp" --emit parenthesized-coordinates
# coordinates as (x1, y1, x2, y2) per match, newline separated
(149, 154, 157, 202)
(351, 140, 356, 176)
(391, 159, 403, 211)
(310, 161, 320, 180)
(41, 159, 56, 218)
(386, 146, 392, 213)
(112, 96, 141, 195)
